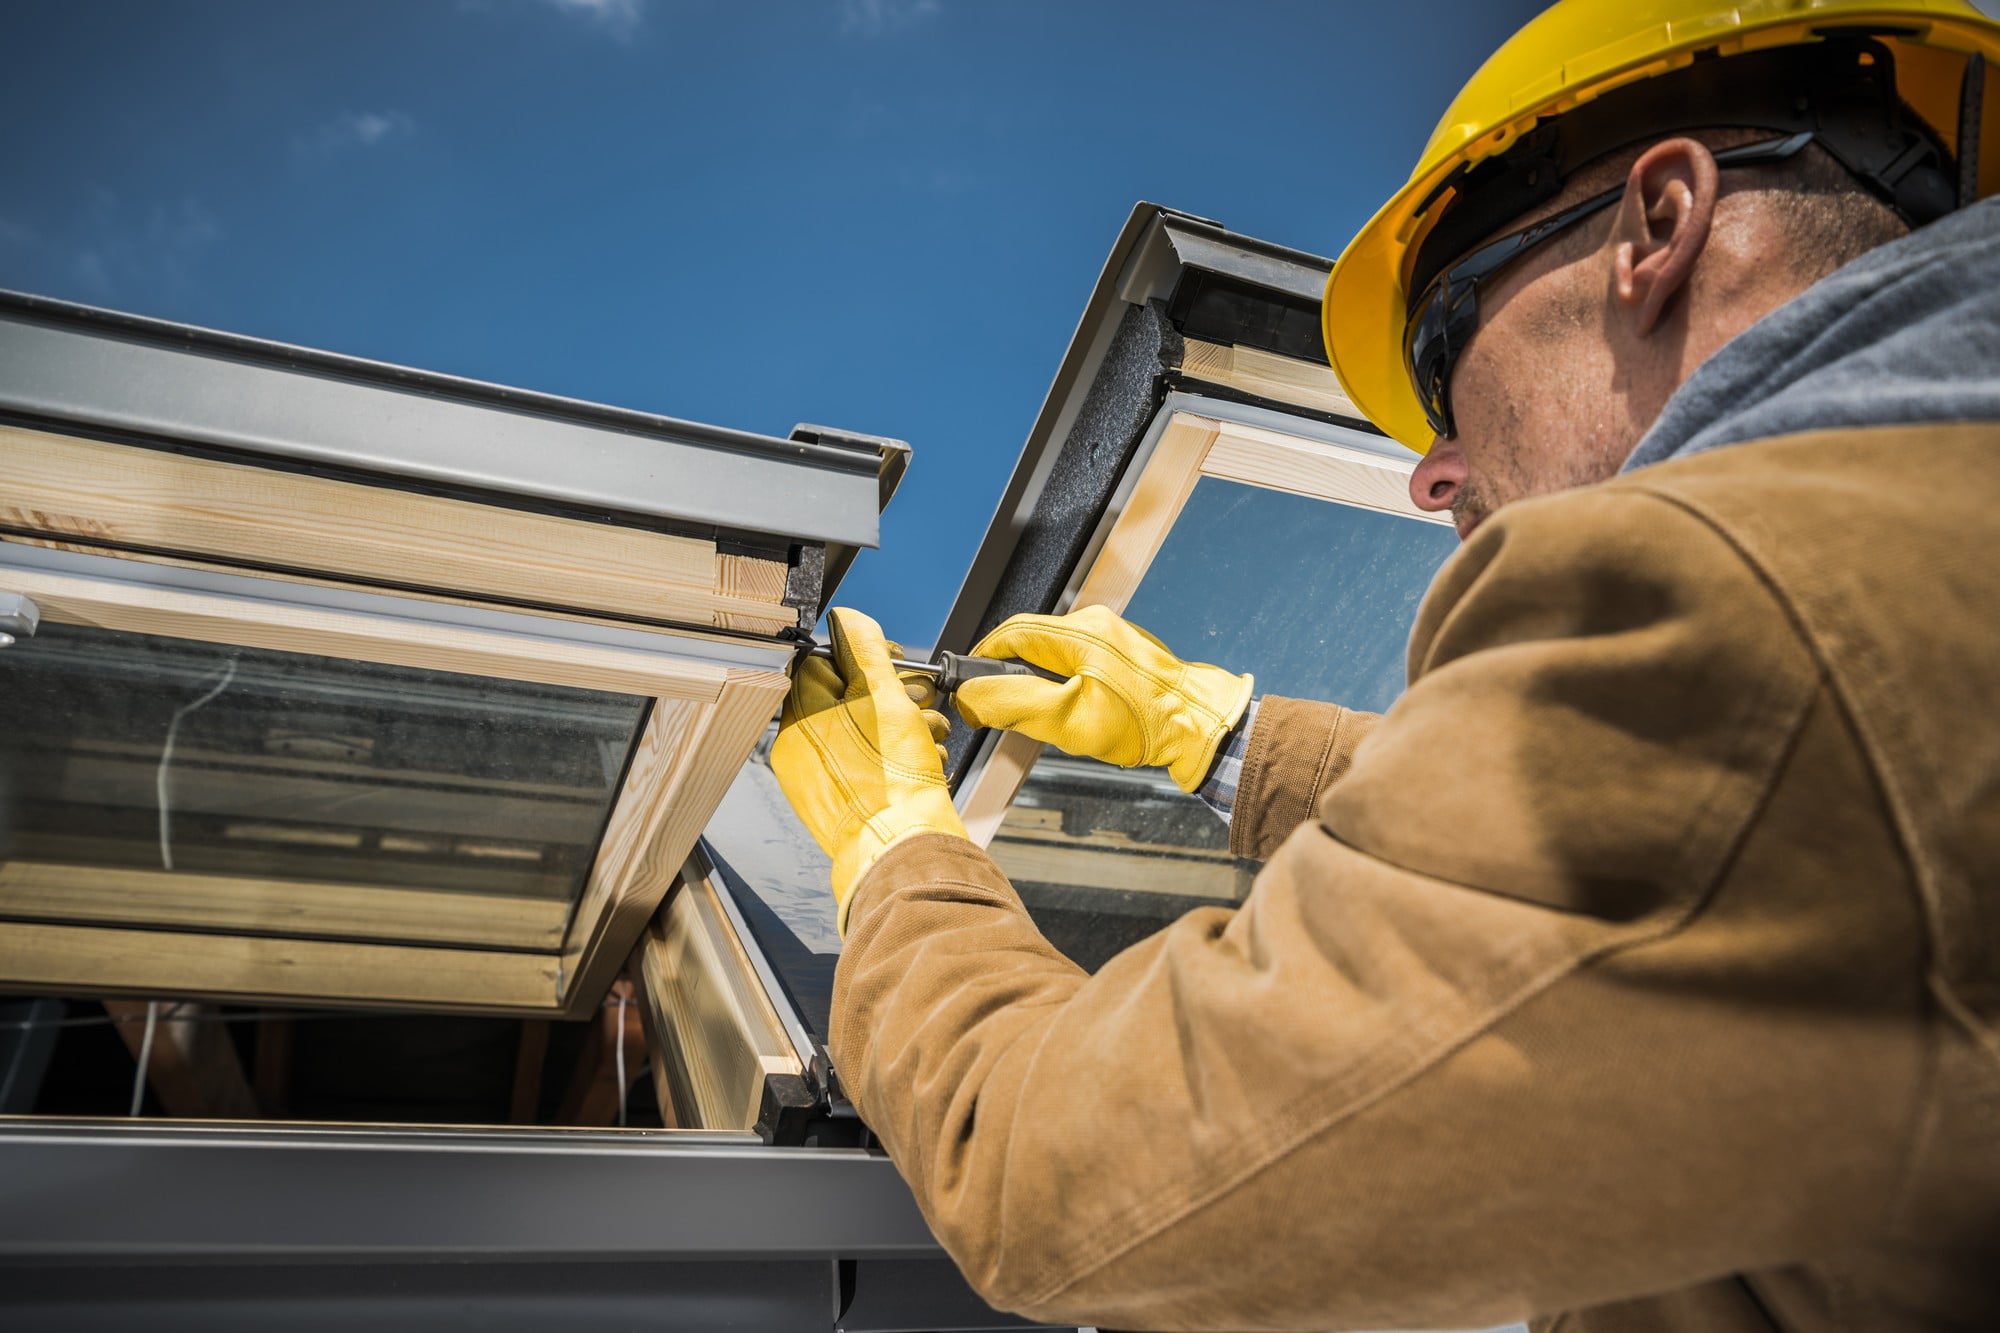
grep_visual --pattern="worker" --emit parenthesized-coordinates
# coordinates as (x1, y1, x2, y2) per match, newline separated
(772, 1, 2000, 1329)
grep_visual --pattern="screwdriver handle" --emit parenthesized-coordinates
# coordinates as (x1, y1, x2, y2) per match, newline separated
(802, 643, 1065, 698)
(930, 651, 1066, 696)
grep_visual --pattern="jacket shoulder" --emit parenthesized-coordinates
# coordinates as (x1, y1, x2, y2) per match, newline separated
(1338, 477, 1823, 921)
(1611, 425, 2000, 840)
(1616, 424, 2000, 1070)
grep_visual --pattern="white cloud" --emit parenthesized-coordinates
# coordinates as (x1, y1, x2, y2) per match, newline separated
(346, 111, 411, 145)
(540, 0, 644, 40)
(840, 0, 939, 36)
(299, 109, 416, 155)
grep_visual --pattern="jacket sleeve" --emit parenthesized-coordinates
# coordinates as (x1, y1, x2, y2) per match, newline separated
(829, 486, 1927, 1332)
(1228, 696, 1381, 861)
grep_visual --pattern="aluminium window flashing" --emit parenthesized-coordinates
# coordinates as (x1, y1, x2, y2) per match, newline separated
(0, 289, 900, 554)
(1125, 212, 1339, 365)
(0, 1121, 1048, 1332)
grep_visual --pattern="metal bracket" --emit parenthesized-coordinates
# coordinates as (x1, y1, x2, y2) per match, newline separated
(0, 592, 40, 647)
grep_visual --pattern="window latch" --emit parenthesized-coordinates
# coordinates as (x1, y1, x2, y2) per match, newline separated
(0, 592, 41, 647)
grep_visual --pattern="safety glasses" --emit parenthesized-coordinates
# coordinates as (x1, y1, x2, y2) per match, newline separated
(1403, 131, 1816, 439)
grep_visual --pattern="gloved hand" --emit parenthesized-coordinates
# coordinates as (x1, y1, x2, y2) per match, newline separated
(953, 604, 1253, 793)
(770, 607, 968, 934)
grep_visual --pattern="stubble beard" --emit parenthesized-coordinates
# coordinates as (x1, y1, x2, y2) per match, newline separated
(1452, 431, 1630, 537)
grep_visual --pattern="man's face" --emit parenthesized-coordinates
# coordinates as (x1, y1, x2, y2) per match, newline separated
(1406, 240, 1642, 540)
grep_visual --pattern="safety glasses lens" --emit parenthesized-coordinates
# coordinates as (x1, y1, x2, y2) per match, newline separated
(1404, 282, 1455, 437)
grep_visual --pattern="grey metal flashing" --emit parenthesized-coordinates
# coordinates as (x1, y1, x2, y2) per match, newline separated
(931, 203, 1345, 659)
(0, 1120, 941, 1259)
(0, 290, 899, 551)
(0, 540, 796, 670)
(4, 1257, 844, 1333)
(0, 1256, 1049, 1333)
(0, 1120, 1048, 1328)
(1166, 224, 1333, 303)
(0, 1120, 1054, 1329)
(800, 422, 913, 610)
(795, 422, 913, 515)
(1124, 213, 1337, 309)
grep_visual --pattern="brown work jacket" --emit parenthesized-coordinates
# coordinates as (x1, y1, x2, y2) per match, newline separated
(831, 425, 2000, 1333)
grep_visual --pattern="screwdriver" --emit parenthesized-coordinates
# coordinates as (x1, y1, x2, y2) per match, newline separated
(803, 643, 1065, 700)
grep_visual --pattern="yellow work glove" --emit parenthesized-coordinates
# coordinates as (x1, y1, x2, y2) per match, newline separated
(953, 604, 1253, 793)
(769, 607, 968, 935)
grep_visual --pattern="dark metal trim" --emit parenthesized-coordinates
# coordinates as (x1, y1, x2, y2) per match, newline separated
(2, 1257, 845, 1332)
(1157, 215, 1335, 306)
(804, 422, 914, 606)
(0, 290, 901, 550)
(0, 1119, 943, 1259)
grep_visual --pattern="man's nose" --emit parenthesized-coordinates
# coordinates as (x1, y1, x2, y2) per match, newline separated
(1410, 440, 1467, 513)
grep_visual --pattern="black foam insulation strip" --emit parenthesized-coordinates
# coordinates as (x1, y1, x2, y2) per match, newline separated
(943, 299, 1179, 774)
(786, 543, 826, 613)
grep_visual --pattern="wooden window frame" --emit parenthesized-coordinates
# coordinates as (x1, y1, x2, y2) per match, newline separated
(634, 856, 804, 1131)
(955, 407, 1449, 844)
(1179, 338, 1363, 422)
(0, 423, 797, 634)
(0, 547, 788, 1017)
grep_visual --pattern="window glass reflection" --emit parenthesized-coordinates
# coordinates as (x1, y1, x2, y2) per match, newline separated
(0, 623, 648, 947)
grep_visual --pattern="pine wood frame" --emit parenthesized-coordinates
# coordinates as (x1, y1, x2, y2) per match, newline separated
(1179, 339, 1364, 422)
(635, 860, 802, 1130)
(956, 408, 1447, 844)
(0, 557, 789, 1016)
(0, 423, 797, 634)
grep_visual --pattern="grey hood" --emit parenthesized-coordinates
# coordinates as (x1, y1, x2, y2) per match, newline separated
(1624, 194, 2000, 472)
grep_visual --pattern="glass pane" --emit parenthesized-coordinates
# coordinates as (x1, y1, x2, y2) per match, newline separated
(989, 477, 1458, 971)
(0, 622, 647, 949)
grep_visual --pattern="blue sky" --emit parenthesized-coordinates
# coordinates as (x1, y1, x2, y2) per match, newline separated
(0, 0, 1542, 645)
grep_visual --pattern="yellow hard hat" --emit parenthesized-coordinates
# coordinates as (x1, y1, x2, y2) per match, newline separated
(1324, 0, 2000, 453)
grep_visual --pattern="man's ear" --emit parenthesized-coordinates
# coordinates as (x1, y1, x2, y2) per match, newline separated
(1610, 137, 1719, 336)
